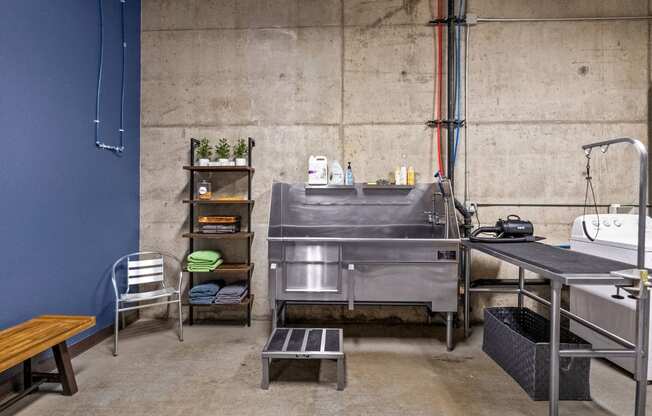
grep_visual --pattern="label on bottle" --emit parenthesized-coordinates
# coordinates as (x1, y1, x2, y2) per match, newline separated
(199, 186, 207, 195)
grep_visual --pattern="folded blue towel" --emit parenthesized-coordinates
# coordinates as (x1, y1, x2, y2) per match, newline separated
(189, 296, 215, 305)
(189, 280, 225, 297)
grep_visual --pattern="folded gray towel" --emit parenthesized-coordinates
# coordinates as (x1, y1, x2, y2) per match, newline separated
(216, 283, 247, 296)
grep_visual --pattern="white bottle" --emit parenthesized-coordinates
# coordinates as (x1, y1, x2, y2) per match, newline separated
(330, 161, 344, 185)
(308, 155, 328, 185)
(399, 154, 408, 185)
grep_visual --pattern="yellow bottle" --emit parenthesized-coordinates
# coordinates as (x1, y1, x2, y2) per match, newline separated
(407, 166, 415, 185)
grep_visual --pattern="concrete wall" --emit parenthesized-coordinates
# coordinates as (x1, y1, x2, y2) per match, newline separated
(140, 0, 650, 321)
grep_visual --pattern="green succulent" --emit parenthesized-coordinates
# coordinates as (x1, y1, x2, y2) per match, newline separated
(215, 138, 231, 159)
(195, 138, 212, 159)
(233, 138, 247, 159)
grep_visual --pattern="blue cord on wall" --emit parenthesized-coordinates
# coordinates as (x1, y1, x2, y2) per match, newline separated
(451, 0, 465, 168)
(95, 0, 127, 153)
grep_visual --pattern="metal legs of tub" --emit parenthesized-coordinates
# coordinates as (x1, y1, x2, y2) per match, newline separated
(446, 312, 454, 351)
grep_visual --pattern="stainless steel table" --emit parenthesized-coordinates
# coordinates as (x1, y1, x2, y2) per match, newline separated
(462, 240, 650, 416)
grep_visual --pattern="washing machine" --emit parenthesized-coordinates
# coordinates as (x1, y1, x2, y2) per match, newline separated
(569, 213, 652, 378)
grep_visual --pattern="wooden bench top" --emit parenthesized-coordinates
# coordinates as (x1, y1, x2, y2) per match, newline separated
(0, 315, 95, 373)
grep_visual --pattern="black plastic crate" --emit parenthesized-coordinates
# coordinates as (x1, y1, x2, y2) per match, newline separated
(483, 307, 591, 401)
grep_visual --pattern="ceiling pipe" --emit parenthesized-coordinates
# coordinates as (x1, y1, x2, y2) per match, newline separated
(476, 16, 652, 23)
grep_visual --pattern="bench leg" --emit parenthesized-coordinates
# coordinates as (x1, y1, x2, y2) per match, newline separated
(52, 342, 77, 396)
(336, 356, 346, 391)
(23, 358, 32, 390)
(261, 357, 270, 390)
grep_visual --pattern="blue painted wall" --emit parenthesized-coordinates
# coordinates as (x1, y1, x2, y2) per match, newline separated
(0, 0, 140, 344)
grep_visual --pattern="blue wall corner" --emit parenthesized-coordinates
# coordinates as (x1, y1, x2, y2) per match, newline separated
(0, 0, 141, 345)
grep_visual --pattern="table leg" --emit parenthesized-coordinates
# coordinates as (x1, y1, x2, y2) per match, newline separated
(52, 342, 77, 396)
(464, 248, 471, 339)
(634, 279, 650, 416)
(549, 280, 562, 416)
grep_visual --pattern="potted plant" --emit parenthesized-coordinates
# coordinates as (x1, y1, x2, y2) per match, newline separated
(215, 138, 231, 166)
(233, 138, 248, 166)
(195, 138, 212, 166)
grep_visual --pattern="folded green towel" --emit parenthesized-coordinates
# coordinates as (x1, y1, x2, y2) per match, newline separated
(187, 250, 221, 264)
(187, 258, 223, 272)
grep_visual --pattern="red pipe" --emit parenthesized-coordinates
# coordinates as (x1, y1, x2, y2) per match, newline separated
(434, 0, 444, 176)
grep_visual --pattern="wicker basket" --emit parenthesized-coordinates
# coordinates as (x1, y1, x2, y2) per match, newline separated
(483, 307, 591, 401)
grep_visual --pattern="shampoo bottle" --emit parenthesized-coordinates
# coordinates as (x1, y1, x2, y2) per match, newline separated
(330, 161, 344, 185)
(407, 166, 415, 186)
(399, 154, 408, 185)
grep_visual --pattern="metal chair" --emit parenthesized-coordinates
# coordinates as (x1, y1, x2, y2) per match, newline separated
(111, 251, 184, 356)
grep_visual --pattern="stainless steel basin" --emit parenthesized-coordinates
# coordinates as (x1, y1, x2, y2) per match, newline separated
(267, 181, 461, 349)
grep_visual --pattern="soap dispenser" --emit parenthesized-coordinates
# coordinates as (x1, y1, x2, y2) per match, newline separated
(345, 162, 354, 186)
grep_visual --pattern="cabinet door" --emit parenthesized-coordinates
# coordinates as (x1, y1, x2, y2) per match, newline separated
(285, 263, 340, 292)
(351, 263, 457, 311)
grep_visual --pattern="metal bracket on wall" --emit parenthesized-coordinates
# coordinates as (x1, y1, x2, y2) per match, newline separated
(425, 119, 465, 129)
(426, 17, 466, 26)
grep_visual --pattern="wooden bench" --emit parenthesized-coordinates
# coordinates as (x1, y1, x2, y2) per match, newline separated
(0, 315, 95, 412)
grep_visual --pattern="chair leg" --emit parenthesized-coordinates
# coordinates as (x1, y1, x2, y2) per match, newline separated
(178, 297, 184, 342)
(114, 306, 119, 356)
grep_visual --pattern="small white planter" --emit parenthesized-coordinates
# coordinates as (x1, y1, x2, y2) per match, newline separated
(209, 161, 220, 166)
(235, 158, 247, 166)
(218, 158, 230, 166)
(198, 158, 210, 166)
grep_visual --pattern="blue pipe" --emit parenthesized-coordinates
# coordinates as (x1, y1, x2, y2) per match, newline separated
(95, 0, 126, 153)
(119, 0, 126, 150)
(452, 0, 464, 167)
(94, 0, 103, 148)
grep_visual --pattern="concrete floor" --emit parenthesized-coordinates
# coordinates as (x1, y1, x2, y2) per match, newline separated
(6, 319, 652, 416)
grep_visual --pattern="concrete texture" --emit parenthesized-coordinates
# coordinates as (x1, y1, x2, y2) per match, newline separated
(7, 320, 652, 416)
(140, 0, 652, 322)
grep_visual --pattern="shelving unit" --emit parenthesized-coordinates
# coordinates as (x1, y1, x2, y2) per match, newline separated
(185, 137, 255, 326)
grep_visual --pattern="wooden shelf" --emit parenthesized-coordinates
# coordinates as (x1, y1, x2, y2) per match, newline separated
(187, 294, 254, 307)
(183, 199, 254, 206)
(184, 263, 254, 274)
(183, 232, 254, 240)
(186, 137, 255, 327)
(183, 165, 254, 173)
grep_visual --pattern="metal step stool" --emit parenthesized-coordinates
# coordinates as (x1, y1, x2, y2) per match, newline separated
(261, 328, 345, 390)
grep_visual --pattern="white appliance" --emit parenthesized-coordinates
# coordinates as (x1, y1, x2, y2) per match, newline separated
(569, 213, 652, 378)
(308, 155, 328, 185)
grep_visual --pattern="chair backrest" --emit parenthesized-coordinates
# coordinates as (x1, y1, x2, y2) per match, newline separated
(127, 254, 165, 288)
(112, 251, 168, 297)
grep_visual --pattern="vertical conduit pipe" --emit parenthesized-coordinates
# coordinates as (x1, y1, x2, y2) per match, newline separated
(447, 0, 456, 183)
